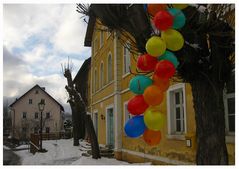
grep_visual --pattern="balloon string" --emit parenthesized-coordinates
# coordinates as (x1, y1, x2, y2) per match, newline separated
(137, 79, 141, 91)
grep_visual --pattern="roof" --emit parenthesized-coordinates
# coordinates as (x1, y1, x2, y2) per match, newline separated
(73, 57, 91, 106)
(9, 84, 64, 111)
(73, 57, 91, 83)
(84, 12, 96, 47)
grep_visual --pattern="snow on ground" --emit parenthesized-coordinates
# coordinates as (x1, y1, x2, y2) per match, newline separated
(14, 139, 133, 165)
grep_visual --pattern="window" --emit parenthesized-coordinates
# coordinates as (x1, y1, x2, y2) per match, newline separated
(40, 99, 45, 104)
(94, 37, 99, 54)
(34, 127, 38, 133)
(22, 127, 27, 133)
(224, 70, 235, 134)
(123, 43, 131, 74)
(100, 31, 104, 48)
(46, 127, 50, 133)
(22, 112, 27, 119)
(100, 62, 104, 88)
(94, 68, 97, 92)
(35, 90, 39, 94)
(29, 99, 32, 104)
(35, 112, 38, 119)
(124, 102, 132, 125)
(167, 83, 186, 136)
(46, 112, 50, 119)
(107, 53, 113, 82)
(107, 30, 111, 39)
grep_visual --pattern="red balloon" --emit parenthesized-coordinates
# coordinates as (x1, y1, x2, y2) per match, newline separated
(127, 95, 149, 115)
(154, 60, 176, 79)
(137, 54, 158, 71)
(153, 10, 173, 31)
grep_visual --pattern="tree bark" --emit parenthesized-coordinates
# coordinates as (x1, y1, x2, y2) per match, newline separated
(85, 114, 101, 159)
(191, 76, 228, 164)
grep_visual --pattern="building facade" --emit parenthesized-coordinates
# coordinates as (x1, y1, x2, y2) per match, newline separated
(82, 17, 235, 164)
(9, 84, 64, 140)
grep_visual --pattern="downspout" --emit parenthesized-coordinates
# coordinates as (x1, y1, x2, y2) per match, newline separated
(113, 31, 122, 159)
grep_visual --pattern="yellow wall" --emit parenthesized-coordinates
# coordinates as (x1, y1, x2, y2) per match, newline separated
(90, 21, 115, 145)
(88, 20, 235, 165)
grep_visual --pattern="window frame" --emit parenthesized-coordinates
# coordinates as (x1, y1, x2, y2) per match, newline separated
(122, 42, 131, 75)
(29, 99, 32, 104)
(41, 99, 45, 104)
(107, 30, 111, 39)
(224, 69, 235, 135)
(93, 37, 98, 55)
(46, 112, 50, 119)
(22, 112, 27, 119)
(100, 31, 104, 48)
(107, 53, 113, 83)
(100, 61, 104, 88)
(167, 83, 187, 138)
(123, 101, 132, 126)
(35, 112, 39, 119)
(94, 68, 97, 92)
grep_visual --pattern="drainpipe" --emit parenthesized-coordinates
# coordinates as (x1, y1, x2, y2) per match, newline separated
(113, 31, 122, 159)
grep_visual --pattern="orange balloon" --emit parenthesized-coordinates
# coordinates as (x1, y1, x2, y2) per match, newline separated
(143, 129, 161, 146)
(153, 74, 170, 92)
(143, 85, 164, 106)
(147, 4, 168, 16)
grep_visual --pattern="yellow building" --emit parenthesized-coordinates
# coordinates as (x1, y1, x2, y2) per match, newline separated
(82, 16, 235, 164)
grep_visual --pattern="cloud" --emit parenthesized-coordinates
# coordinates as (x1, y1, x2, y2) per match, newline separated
(3, 4, 91, 114)
(51, 5, 89, 54)
(3, 47, 71, 113)
(3, 4, 90, 55)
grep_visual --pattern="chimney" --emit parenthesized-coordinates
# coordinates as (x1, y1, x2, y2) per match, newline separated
(41, 87, 45, 90)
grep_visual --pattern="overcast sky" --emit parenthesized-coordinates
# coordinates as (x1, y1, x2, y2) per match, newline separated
(3, 4, 91, 113)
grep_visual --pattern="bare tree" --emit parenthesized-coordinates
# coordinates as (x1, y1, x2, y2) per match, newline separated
(62, 58, 101, 159)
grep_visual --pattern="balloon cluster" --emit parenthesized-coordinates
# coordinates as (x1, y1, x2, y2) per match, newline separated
(124, 4, 187, 146)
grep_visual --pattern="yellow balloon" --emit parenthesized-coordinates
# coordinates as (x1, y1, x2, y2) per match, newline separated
(146, 36, 166, 57)
(144, 109, 165, 131)
(172, 4, 188, 9)
(161, 29, 184, 51)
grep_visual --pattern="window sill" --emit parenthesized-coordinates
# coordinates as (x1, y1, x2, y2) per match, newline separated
(166, 134, 185, 141)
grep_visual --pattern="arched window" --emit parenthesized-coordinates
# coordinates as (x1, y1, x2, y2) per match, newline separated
(123, 42, 131, 74)
(94, 68, 97, 92)
(100, 62, 104, 88)
(107, 53, 113, 82)
(100, 31, 104, 48)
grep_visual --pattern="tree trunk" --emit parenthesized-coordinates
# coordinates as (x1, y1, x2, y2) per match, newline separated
(68, 101, 80, 146)
(191, 77, 228, 164)
(85, 114, 101, 159)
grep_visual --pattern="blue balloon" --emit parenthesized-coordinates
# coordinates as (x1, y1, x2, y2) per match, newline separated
(129, 75, 153, 94)
(158, 50, 179, 68)
(168, 8, 186, 29)
(143, 4, 148, 12)
(124, 116, 146, 138)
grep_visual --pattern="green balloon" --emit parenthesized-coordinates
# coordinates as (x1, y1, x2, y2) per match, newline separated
(158, 50, 179, 68)
(168, 8, 186, 29)
(129, 75, 153, 94)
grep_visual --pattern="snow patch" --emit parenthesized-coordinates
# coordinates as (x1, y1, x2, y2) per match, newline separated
(14, 139, 146, 165)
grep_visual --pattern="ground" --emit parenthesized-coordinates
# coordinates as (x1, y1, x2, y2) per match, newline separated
(5, 139, 150, 165)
